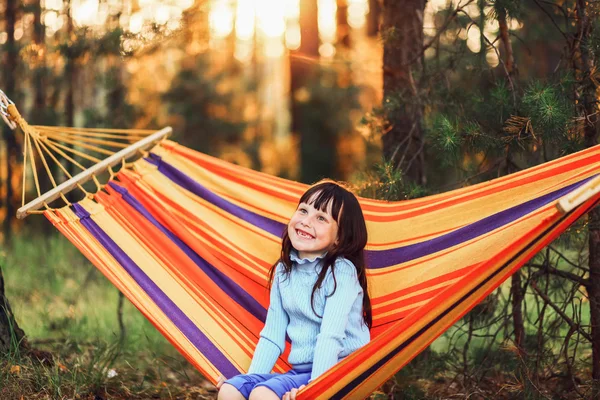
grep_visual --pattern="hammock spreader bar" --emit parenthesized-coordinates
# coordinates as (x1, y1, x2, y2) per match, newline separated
(16, 126, 172, 218)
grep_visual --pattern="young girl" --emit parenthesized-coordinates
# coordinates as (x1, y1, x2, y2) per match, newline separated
(217, 181, 372, 400)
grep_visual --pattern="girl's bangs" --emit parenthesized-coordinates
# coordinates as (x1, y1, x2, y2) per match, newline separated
(299, 184, 344, 222)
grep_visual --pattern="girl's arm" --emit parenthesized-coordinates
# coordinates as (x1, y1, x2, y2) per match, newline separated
(248, 264, 289, 374)
(310, 258, 362, 382)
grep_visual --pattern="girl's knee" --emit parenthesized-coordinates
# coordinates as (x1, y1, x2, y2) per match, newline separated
(218, 383, 245, 400)
(249, 386, 279, 400)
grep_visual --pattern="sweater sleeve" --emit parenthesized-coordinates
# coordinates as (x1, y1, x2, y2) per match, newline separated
(248, 264, 289, 374)
(310, 258, 361, 382)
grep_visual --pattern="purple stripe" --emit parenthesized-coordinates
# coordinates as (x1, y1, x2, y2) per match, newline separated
(107, 181, 267, 322)
(147, 152, 594, 270)
(335, 196, 600, 398)
(145, 154, 285, 237)
(72, 203, 240, 378)
(366, 176, 594, 268)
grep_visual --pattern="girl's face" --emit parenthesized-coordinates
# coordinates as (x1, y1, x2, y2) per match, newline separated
(288, 195, 339, 260)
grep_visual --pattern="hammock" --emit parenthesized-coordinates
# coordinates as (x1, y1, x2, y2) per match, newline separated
(5, 97, 600, 398)
(41, 141, 600, 399)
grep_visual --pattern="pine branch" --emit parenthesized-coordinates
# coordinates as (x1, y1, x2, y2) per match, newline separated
(530, 280, 592, 342)
(527, 262, 588, 286)
(549, 244, 590, 272)
(460, 13, 517, 107)
(394, 0, 477, 69)
(533, 0, 569, 41)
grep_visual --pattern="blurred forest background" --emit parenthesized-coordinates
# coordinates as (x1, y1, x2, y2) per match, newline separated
(1, 0, 600, 398)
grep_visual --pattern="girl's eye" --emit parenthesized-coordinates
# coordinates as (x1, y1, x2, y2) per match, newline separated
(318, 215, 327, 222)
(298, 208, 307, 214)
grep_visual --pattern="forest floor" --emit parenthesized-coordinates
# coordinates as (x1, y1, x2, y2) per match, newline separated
(1, 345, 595, 400)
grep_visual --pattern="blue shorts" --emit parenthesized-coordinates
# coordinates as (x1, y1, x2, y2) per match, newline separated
(223, 368, 311, 399)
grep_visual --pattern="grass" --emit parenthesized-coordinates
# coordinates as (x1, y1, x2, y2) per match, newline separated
(0, 231, 215, 399)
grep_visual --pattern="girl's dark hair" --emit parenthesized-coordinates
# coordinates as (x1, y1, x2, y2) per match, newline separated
(267, 180, 372, 330)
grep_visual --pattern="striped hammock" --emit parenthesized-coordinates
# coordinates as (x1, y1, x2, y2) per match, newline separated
(43, 139, 600, 399)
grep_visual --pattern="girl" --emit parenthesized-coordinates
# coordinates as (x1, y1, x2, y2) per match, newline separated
(217, 181, 372, 400)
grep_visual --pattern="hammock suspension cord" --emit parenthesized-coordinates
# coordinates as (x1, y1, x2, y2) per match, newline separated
(0, 90, 171, 218)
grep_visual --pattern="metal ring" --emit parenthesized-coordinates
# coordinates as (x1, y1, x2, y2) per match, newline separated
(0, 90, 16, 130)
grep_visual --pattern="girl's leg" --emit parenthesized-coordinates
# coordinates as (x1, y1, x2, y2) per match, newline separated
(250, 370, 311, 399)
(248, 386, 280, 400)
(218, 383, 245, 400)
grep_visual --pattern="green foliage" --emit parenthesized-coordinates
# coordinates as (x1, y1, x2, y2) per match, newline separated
(590, 18, 600, 62)
(379, 26, 401, 46)
(163, 55, 246, 154)
(357, 160, 429, 201)
(521, 81, 575, 145)
(84, 66, 140, 129)
(296, 65, 362, 182)
(471, 345, 519, 374)
(361, 106, 387, 139)
(97, 28, 125, 56)
(428, 114, 463, 165)
(490, 0, 523, 20)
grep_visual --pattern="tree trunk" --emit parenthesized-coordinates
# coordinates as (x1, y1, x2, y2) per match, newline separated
(574, 0, 600, 390)
(64, 0, 77, 202)
(336, 0, 350, 48)
(497, 9, 516, 77)
(381, 0, 426, 185)
(65, 2, 75, 130)
(367, 0, 381, 37)
(290, 0, 333, 184)
(511, 270, 526, 353)
(2, 0, 18, 244)
(498, 6, 524, 358)
(33, 0, 46, 118)
(1, 263, 53, 365)
(0, 264, 26, 353)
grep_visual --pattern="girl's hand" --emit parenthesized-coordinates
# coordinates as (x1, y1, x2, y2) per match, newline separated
(282, 384, 306, 400)
(216, 375, 226, 389)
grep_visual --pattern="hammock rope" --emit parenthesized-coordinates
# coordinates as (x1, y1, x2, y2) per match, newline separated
(3, 89, 600, 399)
(0, 94, 164, 215)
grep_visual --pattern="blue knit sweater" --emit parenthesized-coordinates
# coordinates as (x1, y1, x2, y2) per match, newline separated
(248, 251, 370, 382)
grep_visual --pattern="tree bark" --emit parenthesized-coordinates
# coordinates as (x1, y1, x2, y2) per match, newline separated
(498, 7, 524, 358)
(497, 9, 517, 77)
(64, 0, 77, 202)
(510, 270, 526, 354)
(367, 0, 381, 37)
(65, 0, 75, 130)
(574, 0, 600, 389)
(1, 263, 53, 365)
(336, 0, 351, 48)
(2, 0, 18, 244)
(290, 0, 334, 184)
(0, 264, 26, 353)
(32, 0, 46, 118)
(381, 0, 426, 185)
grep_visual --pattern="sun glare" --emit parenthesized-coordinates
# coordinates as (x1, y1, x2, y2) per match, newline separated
(348, 0, 368, 29)
(236, 0, 256, 40)
(318, 0, 336, 43)
(210, 0, 235, 38)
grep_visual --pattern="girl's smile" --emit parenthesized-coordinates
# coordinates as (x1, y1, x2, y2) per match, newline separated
(288, 194, 339, 260)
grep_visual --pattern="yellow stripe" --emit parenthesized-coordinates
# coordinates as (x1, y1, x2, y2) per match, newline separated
(80, 198, 254, 373)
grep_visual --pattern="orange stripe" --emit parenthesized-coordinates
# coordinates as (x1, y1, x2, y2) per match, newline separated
(96, 191, 264, 346)
(371, 263, 480, 305)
